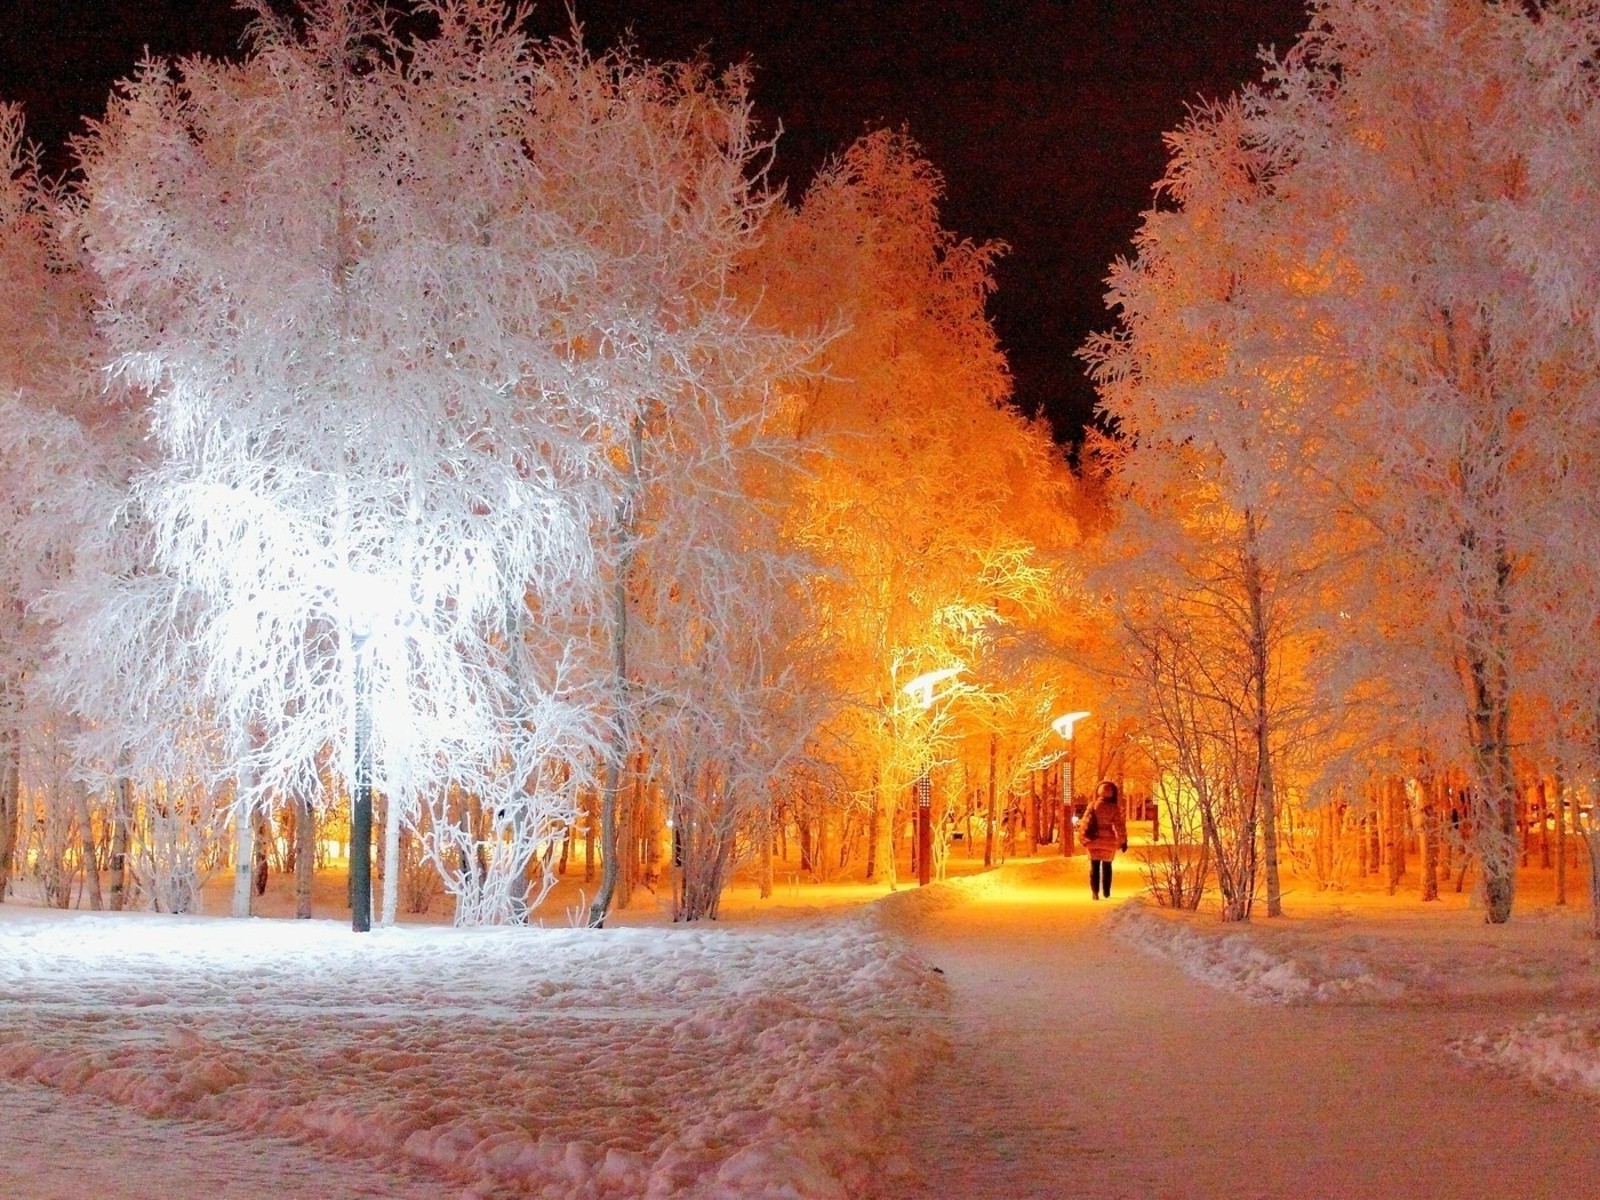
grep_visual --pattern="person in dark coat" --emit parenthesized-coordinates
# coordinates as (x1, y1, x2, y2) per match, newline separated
(1082, 780, 1128, 900)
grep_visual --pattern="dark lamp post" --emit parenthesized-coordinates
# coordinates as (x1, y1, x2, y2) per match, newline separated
(350, 630, 373, 933)
(902, 666, 963, 888)
(1053, 710, 1091, 857)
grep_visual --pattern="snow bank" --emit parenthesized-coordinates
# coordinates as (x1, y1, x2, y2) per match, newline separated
(1107, 902, 1406, 1004)
(0, 904, 946, 1199)
(1453, 1015, 1600, 1100)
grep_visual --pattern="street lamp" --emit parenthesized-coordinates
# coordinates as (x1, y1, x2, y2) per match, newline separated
(1053, 710, 1090, 857)
(902, 666, 963, 887)
(345, 622, 376, 933)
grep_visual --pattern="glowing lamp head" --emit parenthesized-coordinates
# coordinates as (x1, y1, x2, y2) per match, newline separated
(1052, 710, 1091, 739)
(902, 666, 963, 710)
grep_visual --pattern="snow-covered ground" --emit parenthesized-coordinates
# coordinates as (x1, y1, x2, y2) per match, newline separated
(0, 888, 943, 1199)
(4, 852, 1600, 1199)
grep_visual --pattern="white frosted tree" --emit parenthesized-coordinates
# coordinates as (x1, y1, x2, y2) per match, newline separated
(1248, 0, 1600, 923)
(625, 383, 822, 921)
(1480, 0, 1600, 931)
(68, 0, 668, 926)
(63, 0, 819, 928)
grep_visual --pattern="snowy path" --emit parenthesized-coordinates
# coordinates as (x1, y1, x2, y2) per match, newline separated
(895, 863, 1600, 1200)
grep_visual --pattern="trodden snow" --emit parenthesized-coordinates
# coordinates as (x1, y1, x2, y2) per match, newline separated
(3, 857, 1599, 1199)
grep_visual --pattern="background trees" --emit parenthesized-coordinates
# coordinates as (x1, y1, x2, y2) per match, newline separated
(1087, 0, 1600, 923)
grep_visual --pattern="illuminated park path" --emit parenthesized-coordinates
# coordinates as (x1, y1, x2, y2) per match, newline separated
(894, 866, 1600, 1200)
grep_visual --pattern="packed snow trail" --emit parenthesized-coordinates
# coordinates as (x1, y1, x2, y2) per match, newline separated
(890, 860, 1600, 1200)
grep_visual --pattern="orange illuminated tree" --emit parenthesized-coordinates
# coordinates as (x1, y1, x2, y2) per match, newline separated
(746, 129, 1071, 883)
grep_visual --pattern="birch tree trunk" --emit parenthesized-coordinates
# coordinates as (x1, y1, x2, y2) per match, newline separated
(108, 778, 132, 911)
(381, 790, 401, 927)
(75, 784, 103, 911)
(232, 747, 257, 918)
(232, 803, 254, 918)
(1242, 511, 1282, 917)
(0, 732, 19, 903)
(295, 793, 314, 919)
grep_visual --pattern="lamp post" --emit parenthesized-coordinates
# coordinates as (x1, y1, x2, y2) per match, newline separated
(349, 629, 373, 933)
(903, 667, 962, 887)
(914, 772, 933, 886)
(1052, 710, 1090, 857)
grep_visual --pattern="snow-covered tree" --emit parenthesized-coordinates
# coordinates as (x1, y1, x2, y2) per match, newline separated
(1251, 0, 1600, 923)
(69, 0, 659, 925)
(1479, 0, 1600, 931)
(1084, 88, 1362, 918)
(59, 0, 823, 927)
(0, 102, 142, 905)
(1092, 0, 1600, 923)
(746, 129, 1066, 886)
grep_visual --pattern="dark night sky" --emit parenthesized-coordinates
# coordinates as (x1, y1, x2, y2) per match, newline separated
(0, 0, 1312, 443)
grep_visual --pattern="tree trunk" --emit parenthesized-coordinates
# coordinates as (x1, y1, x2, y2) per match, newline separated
(615, 762, 637, 912)
(0, 730, 20, 903)
(879, 770, 899, 888)
(1382, 780, 1395, 896)
(1242, 511, 1282, 917)
(76, 784, 104, 912)
(1419, 773, 1440, 902)
(108, 778, 132, 911)
(380, 790, 401, 926)
(984, 732, 997, 868)
(865, 769, 881, 883)
(759, 821, 773, 899)
(1580, 819, 1600, 940)
(295, 793, 314, 918)
(232, 800, 254, 918)
(1462, 532, 1518, 923)
(583, 788, 596, 882)
(1555, 775, 1568, 907)
(798, 813, 815, 877)
(1537, 778, 1551, 870)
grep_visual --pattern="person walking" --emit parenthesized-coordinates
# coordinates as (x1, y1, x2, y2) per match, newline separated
(1082, 780, 1128, 900)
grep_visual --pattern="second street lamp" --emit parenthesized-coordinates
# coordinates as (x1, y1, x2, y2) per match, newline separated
(902, 666, 963, 887)
(1053, 710, 1091, 857)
